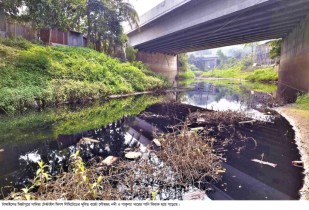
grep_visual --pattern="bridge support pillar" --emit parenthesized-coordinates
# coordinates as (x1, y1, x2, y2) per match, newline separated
(135, 51, 178, 83)
(278, 13, 309, 101)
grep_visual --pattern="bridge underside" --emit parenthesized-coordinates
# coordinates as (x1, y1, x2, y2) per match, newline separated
(128, 0, 309, 55)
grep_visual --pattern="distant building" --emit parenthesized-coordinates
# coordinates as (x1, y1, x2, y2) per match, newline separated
(0, 7, 87, 47)
(254, 42, 278, 66)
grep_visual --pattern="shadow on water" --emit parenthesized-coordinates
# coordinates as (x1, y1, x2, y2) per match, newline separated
(0, 80, 304, 200)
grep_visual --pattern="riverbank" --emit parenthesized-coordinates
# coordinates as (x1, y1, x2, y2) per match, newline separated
(0, 37, 171, 113)
(202, 66, 278, 82)
(275, 105, 309, 200)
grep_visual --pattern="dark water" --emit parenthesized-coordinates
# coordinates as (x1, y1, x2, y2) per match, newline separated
(0, 80, 304, 200)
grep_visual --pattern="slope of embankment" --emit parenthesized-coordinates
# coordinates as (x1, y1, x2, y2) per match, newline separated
(0, 38, 170, 112)
(275, 98, 309, 200)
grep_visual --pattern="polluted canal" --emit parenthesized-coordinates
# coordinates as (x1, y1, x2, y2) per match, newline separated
(0, 80, 304, 200)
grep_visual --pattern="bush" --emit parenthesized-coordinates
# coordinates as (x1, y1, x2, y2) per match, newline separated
(126, 46, 138, 62)
(245, 68, 278, 81)
(193, 71, 204, 77)
(296, 93, 309, 110)
(178, 71, 195, 79)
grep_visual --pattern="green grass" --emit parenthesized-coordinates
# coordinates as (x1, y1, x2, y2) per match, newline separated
(177, 71, 195, 79)
(202, 66, 249, 79)
(192, 71, 204, 77)
(245, 68, 278, 81)
(296, 93, 309, 110)
(202, 66, 278, 82)
(0, 37, 170, 112)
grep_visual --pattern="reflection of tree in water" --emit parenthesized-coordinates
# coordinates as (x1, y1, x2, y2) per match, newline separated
(79, 116, 138, 160)
(4, 116, 138, 198)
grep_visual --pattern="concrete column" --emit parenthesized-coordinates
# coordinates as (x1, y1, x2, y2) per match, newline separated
(135, 51, 178, 83)
(214, 59, 218, 68)
(0, 6, 6, 37)
(277, 13, 309, 100)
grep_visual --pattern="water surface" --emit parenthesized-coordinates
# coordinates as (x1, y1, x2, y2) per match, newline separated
(0, 80, 304, 200)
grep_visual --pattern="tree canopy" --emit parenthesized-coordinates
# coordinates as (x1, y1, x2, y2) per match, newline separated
(0, 0, 139, 57)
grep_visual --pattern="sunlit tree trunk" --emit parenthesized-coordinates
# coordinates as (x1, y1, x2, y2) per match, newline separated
(86, 10, 91, 47)
(49, 29, 52, 46)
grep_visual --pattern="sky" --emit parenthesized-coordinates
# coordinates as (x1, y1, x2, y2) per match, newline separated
(127, 0, 165, 16)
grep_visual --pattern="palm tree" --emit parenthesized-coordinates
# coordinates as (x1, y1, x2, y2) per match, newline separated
(243, 42, 260, 62)
(120, 2, 140, 32)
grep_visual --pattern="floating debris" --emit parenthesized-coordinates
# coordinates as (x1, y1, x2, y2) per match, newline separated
(183, 190, 208, 200)
(153, 139, 162, 147)
(251, 159, 277, 168)
(77, 137, 100, 150)
(124, 148, 134, 153)
(102, 156, 119, 166)
(216, 169, 226, 174)
(82, 137, 100, 144)
(190, 127, 204, 131)
(197, 118, 205, 123)
(292, 161, 304, 167)
(125, 152, 142, 160)
(239, 120, 256, 125)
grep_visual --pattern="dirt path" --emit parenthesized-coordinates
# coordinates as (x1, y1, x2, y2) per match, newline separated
(275, 104, 309, 200)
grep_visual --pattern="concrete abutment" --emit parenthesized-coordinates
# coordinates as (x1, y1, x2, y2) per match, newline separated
(278, 13, 309, 101)
(135, 51, 178, 83)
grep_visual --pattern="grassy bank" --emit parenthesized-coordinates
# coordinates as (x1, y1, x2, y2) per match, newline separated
(0, 37, 170, 112)
(177, 70, 195, 79)
(296, 93, 309, 110)
(202, 66, 278, 82)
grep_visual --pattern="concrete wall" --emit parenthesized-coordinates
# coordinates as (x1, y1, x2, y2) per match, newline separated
(278, 13, 309, 101)
(135, 51, 178, 83)
(0, 7, 5, 37)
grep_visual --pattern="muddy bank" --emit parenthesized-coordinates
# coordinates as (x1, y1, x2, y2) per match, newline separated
(275, 104, 309, 200)
(108, 88, 192, 99)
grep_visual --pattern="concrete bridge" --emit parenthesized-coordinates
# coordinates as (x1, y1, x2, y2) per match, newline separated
(126, 0, 309, 95)
(194, 55, 219, 70)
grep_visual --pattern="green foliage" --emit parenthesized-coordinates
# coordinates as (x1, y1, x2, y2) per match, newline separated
(269, 39, 282, 60)
(244, 68, 278, 81)
(178, 71, 195, 79)
(0, 37, 170, 112)
(0, 36, 33, 50)
(35, 161, 51, 187)
(202, 66, 278, 82)
(188, 64, 200, 71)
(202, 66, 248, 79)
(126, 46, 138, 62)
(240, 55, 254, 71)
(178, 53, 189, 72)
(217, 49, 227, 65)
(296, 93, 309, 110)
(192, 71, 204, 77)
